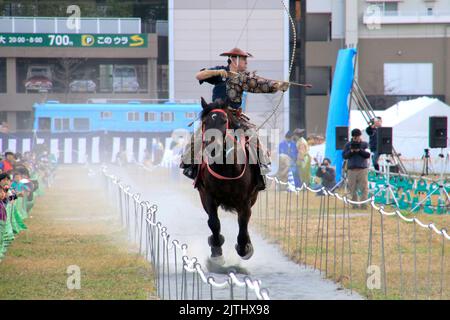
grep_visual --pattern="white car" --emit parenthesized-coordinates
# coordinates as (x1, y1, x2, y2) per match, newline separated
(69, 80, 96, 93)
(113, 66, 139, 93)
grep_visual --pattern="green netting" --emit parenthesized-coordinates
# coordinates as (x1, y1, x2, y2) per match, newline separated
(34, 176, 45, 197)
(0, 220, 5, 260)
(2, 206, 14, 247)
(15, 197, 28, 220)
(8, 203, 21, 234)
(11, 203, 27, 231)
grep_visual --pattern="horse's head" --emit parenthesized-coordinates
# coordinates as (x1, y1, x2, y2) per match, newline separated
(200, 97, 240, 131)
(200, 97, 241, 162)
(201, 97, 230, 135)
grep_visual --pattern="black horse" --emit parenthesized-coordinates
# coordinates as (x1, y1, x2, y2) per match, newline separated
(196, 97, 262, 262)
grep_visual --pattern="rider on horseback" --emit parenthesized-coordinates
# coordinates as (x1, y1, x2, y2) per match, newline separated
(180, 47, 289, 190)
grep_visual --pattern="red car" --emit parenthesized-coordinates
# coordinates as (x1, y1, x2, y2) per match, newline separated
(25, 66, 53, 92)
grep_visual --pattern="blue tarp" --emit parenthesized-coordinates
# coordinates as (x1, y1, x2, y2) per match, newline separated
(324, 48, 357, 181)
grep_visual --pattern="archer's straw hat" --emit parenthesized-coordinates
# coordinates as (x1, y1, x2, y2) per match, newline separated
(220, 47, 253, 58)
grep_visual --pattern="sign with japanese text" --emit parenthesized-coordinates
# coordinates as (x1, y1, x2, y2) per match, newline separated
(0, 33, 147, 48)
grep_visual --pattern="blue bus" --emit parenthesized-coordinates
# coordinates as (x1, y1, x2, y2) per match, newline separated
(33, 100, 202, 133)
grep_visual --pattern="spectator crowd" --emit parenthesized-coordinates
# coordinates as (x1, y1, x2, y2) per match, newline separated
(275, 121, 381, 210)
(0, 149, 53, 262)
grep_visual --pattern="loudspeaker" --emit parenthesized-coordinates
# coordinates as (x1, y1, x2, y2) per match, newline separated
(335, 126, 348, 150)
(377, 127, 393, 155)
(429, 116, 447, 148)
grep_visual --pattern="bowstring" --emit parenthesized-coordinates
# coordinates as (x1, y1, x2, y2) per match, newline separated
(235, 0, 259, 48)
(256, 0, 297, 131)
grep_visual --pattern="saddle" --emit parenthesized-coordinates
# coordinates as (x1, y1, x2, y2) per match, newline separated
(226, 107, 254, 131)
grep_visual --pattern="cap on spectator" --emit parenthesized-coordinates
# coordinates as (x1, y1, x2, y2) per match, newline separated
(351, 128, 362, 137)
(0, 173, 11, 181)
(293, 128, 305, 137)
(285, 130, 293, 139)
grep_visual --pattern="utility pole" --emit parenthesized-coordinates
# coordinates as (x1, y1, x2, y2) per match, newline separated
(289, 0, 306, 135)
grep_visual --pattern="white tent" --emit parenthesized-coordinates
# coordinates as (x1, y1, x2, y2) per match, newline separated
(350, 96, 450, 162)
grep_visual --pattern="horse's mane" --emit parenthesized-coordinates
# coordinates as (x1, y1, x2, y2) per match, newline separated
(200, 98, 228, 121)
(200, 98, 243, 130)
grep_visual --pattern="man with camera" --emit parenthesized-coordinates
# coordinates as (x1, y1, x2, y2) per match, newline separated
(315, 157, 336, 192)
(343, 128, 371, 209)
(366, 116, 382, 171)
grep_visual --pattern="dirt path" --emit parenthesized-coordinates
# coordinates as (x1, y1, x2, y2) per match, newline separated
(0, 166, 156, 300)
(118, 166, 362, 300)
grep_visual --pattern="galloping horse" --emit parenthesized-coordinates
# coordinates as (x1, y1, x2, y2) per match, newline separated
(196, 97, 261, 262)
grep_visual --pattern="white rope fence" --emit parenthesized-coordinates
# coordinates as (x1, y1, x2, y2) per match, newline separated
(100, 166, 270, 300)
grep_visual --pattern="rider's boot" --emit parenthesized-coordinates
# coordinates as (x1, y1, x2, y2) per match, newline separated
(181, 163, 198, 180)
(256, 172, 267, 191)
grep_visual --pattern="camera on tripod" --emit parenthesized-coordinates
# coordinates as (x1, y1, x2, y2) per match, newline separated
(423, 148, 430, 158)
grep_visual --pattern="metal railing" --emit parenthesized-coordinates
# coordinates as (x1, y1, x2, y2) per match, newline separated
(101, 166, 270, 300)
(252, 175, 449, 299)
(0, 16, 141, 34)
(131, 164, 449, 299)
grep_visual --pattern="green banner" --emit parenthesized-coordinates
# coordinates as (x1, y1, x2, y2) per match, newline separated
(0, 33, 147, 48)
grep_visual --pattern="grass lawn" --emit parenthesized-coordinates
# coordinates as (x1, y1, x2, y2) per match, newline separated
(253, 184, 450, 300)
(0, 166, 157, 300)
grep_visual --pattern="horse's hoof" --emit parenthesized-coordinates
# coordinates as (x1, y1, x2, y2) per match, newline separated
(208, 234, 225, 247)
(235, 243, 254, 260)
(209, 255, 225, 266)
(211, 245, 223, 258)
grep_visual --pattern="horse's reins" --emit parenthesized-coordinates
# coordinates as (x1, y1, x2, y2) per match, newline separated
(202, 109, 248, 180)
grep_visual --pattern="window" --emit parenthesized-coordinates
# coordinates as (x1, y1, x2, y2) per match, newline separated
(101, 111, 112, 119)
(157, 65, 169, 98)
(384, 63, 433, 95)
(0, 59, 6, 93)
(38, 117, 51, 131)
(127, 112, 140, 121)
(306, 13, 331, 41)
(306, 67, 332, 96)
(427, 7, 433, 16)
(16, 111, 33, 131)
(384, 2, 398, 15)
(0, 112, 7, 126)
(161, 112, 174, 122)
(54, 118, 70, 131)
(371, 2, 398, 16)
(144, 112, 157, 122)
(73, 118, 90, 131)
(185, 112, 197, 120)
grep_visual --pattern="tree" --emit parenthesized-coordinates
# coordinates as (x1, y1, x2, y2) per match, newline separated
(52, 58, 87, 102)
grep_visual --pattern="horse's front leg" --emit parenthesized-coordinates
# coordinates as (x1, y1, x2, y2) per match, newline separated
(199, 191, 225, 262)
(235, 205, 254, 260)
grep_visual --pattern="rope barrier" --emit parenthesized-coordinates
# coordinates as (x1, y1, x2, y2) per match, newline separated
(110, 164, 449, 299)
(266, 175, 450, 241)
(262, 173, 449, 299)
(100, 166, 270, 300)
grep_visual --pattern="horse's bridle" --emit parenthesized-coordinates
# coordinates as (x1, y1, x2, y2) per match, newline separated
(202, 108, 247, 180)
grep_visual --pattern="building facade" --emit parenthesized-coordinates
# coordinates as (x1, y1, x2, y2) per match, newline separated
(304, 0, 450, 135)
(0, 0, 168, 132)
(1, 0, 449, 136)
(169, 0, 290, 133)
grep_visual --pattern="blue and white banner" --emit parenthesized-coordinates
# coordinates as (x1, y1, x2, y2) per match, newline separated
(0, 131, 171, 165)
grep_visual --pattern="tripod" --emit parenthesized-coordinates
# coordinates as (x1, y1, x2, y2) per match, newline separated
(412, 149, 450, 213)
(421, 148, 433, 176)
(374, 156, 401, 209)
(330, 160, 348, 193)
